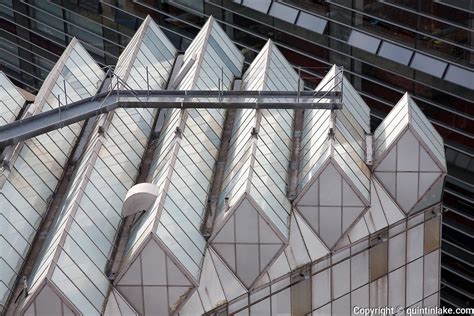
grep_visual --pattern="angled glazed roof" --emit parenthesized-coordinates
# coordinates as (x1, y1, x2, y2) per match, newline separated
(114, 15, 177, 90)
(215, 39, 298, 238)
(0, 71, 26, 126)
(373, 93, 447, 214)
(30, 37, 104, 114)
(335, 177, 405, 248)
(298, 65, 371, 203)
(374, 92, 446, 171)
(208, 40, 298, 289)
(178, 248, 246, 313)
(0, 39, 104, 313)
(0, 13, 448, 314)
(18, 28, 159, 313)
(118, 16, 245, 314)
(174, 16, 244, 90)
(295, 65, 372, 249)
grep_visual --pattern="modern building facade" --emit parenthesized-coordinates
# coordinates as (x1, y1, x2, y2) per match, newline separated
(0, 0, 471, 312)
(0, 13, 448, 315)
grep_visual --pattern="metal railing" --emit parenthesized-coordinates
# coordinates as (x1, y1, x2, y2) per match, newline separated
(0, 64, 344, 148)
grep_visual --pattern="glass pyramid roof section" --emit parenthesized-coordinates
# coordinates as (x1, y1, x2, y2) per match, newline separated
(0, 72, 26, 126)
(334, 177, 405, 248)
(0, 38, 104, 313)
(374, 92, 446, 171)
(215, 39, 297, 239)
(298, 65, 371, 201)
(117, 16, 244, 315)
(114, 15, 177, 90)
(0, 13, 447, 315)
(19, 18, 175, 315)
(373, 93, 447, 214)
(209, 40, 298, 289)
(295, 65, 372, 249)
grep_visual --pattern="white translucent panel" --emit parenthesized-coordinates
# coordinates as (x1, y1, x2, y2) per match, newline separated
(351, 250, 369, 290)
(418, 173, 441, 199)
(179, 291, 205, 316)
(271, 288, 291, 316)
(267, 252, 291, 281)
(268, 2, 299, 23)
(376, 146, 396, 172)
(377, 41, 413, 65)
(388, 267, 406, 309)
(144, 287, 168, 315)
(235, 199, 259, 243)
(407, 224, 424, 262)
(213, 213, 235, 243)
(406, 258, 423, 306)
(419, 148, 441, 172)
(296, 11, 327, 34)
(412, 177, 444, 214)
(285, 216, 311, 267)
(369, 276, 388, 308)
(141, 240, 167, 286)
(375, 172, 396, 198)
(313, 303, 331, 315)
(342, 206, 364, 232)
(348, 30, 381, 54)
(444, 64, 474, 89)
(250, 296, 271, 316)
(312, 269, 331, 309)
(34, 284, 63, 316)
(396, 172, 419, 212)
(332, 259, 350, 298)
(319, 206, 342, 248)
(104, 289, 138, 316)
(424, 250, 440, 297)
(235, 309, 250, 316)
(197, 250, 225, 311)
(119, 258, 142, 285)
(117, 286, 144, 315)
(298, 178, 319, 206)
(410, 53, 447, 78)
(208, 249, 246, 300)
(242, 0, 271, 13)
(260, 216, 282, 244)
(319, 163, 342, 206)
(388, 232, 406, 272)
(297, 205, 319, 235)
(295, 213, 329, 261)
(332, 294, 350, 316)
(423, 293, 439, 310)
(351, 285, 369, 313)
(396, 129, 420, 171)
(236, 244, 260, 287)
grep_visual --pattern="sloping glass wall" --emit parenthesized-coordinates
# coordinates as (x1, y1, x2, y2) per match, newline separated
(19, 17, 175, 316)
(0, 38, 104, 312)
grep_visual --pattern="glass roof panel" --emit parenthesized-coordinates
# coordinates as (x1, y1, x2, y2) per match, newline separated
(298, 65, 370, 203)
(0, 72, 25, 126)
(22, 20, 173, 313)
(217, 40, 297, 238)
(1, 39, 104, 312)
(374, 93, 446, 170)
(123, 16, 245, 284)
(114, 16, 176, 90)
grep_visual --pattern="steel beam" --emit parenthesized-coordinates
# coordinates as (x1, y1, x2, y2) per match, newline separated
(0, 90, 342, 147)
